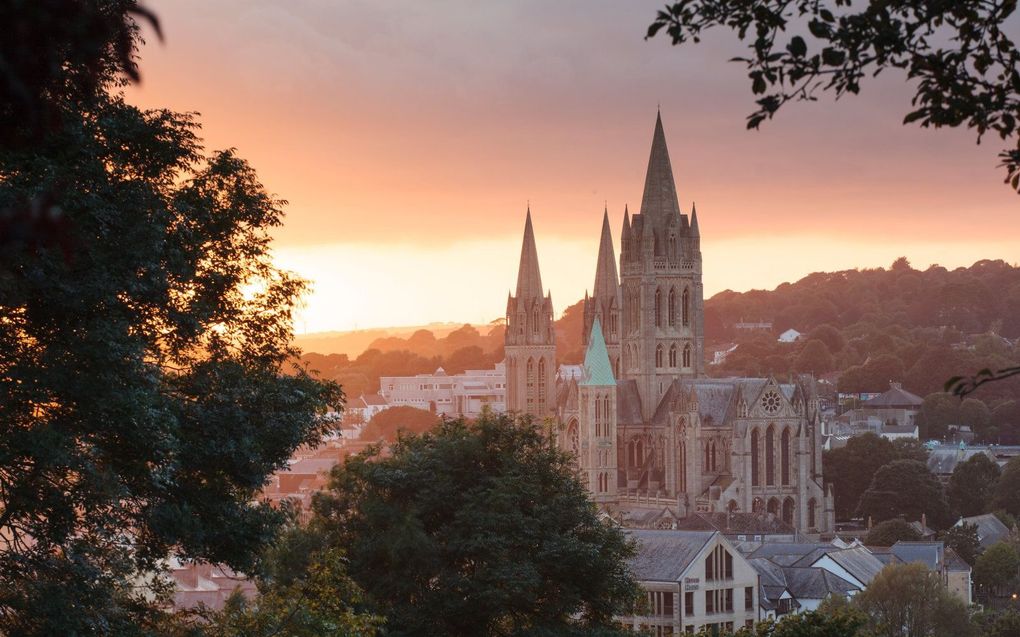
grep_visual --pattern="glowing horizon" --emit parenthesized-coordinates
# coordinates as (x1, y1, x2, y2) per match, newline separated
(128, 1, 1020, 334)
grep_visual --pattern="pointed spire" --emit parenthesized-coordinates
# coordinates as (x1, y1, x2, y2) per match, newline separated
(581, 317, 615, 386)
(639, 110, 681, 228)
(515, 208, 544, 300)
(690, 201, 700, 237)
(593, 208, 619, 302)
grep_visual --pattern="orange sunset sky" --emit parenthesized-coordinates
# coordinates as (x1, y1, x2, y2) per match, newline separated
(128, 1, 1019, 333)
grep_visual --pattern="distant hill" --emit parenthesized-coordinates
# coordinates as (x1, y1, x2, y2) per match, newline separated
(293, 322, 493, 357)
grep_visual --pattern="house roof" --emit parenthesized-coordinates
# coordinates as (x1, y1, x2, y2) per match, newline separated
(862, 382, 923, 408)
(957, 513, 1011, 549)
(626, 530, 716, 582)
(783, 567, 860, 600)
(617, 380, 643, 425)
(891, 541, 943, 571)
(361, 393, 387, 406)
(927, 448, 996, 475)
(674, 512, 796, 535)
(820, 547, 886, 585)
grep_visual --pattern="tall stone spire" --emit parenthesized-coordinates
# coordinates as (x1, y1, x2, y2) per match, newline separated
(690, 201, 700, 237)
(593, 208, 619, 301)
(639, 111, 682, 229)
(515, 208, 543, 300)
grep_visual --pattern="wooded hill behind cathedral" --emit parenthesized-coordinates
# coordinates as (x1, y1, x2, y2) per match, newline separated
(501, 112, 833, 535)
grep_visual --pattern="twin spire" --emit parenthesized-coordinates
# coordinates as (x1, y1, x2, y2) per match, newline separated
(593, 207, 620, 302)
(639, 110, 682, 228)
(514, 207, 545, 301)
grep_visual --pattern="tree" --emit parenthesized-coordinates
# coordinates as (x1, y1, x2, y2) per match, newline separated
(994, 456, 1020, 516)
(858, 460, 951, 529)
(917, 393, 960, 440)
(892, 438, 929, 463)
(974, 541, 1020, 599)
(795, 338, 834, 374)
(731, 609, 866, 637)
(0, 56, 339, 637)
(943, 523, 983, 567)
(973, 609, 1020, 637)
(310, 414, 640, 637)
(865, 518, 922, 546)
(359, 405, 441, 443)
(947, 453, 1001, 517)
(172, 544, 382, 637)
(959, 398, 992, 435)
(808, 324, 845, 354)
(853, 562, 973, 637)
(823, 433, 897, 520)
(646, 2, 1020, 193)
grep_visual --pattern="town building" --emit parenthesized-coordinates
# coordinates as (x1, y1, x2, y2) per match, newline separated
(622, 530, 760, 635)
(955, 513, 1012, 550)
(504, 112, 834, 535)
(379, 363, 506, 418)
(346, 393, 390, 423)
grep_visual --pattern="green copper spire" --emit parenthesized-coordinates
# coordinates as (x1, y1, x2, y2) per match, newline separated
(581, 317, 615, 386)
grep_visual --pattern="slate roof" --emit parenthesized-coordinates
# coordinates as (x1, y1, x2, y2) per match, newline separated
(626, 530, 716, 582)
(822, 547, 886, 585)
(580, 318, 615, 387)
(891, 541, 943, 571)
(673, 512, 796, 535)
(957, 513, 1011, 549)
(927, 448, 996, 475)
(361, 393, 387, 406)
(747, 543, 832, 561)
(783, 567, 860, 600)
(863, 383, 923, 408)
(944, 548, 971, 572)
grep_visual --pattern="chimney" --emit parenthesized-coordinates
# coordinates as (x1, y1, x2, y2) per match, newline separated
(921, 513, 927, 532)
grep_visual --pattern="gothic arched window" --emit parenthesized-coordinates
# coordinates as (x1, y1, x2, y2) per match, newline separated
(808, 498, 817, 529)
(751, 429, 760, 486)
(654, 289, 662, 327)
(765, 424, 776, 486)
(668, 288, 676, 326)
(537, 357, 547, 413)
(781, 427, 791, 486)
(682, 343, 691, 368)
(655, 345, 663, 368)
(782, 498, 795, 525)
(669, 343, 678, 367)
(682, 288, 690, 326)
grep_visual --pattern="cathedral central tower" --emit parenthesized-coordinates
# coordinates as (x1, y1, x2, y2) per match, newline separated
(619, 112, 704, 418)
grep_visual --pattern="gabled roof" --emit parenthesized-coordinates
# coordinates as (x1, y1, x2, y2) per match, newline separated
(891, 541, 943, 571)
(580, 318, 615, 387)
(617, 380, 643, 425)
(361, 393, 387, 406)
(863, 382, 923, 408)
(626, 530, 716, 582)
(957, 513, 1011, 549)
(784, 567, 860, 599)
(821, 547, 886, 585)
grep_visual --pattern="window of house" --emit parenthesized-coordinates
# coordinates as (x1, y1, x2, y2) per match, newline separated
(744, 586, 753, 611)
(724, 588, 733, 612)
(705, 590, 714, 614)
(685, 592, 694, 616)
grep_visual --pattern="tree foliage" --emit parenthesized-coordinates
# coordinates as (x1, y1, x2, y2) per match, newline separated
(857, 460, 951, 529)
(0, 42, 339, 637)
(942, 523, 983, 567)
(823, 433, 897, 520)
(646, 1, 1020, 193)
(359, 405, 441, 443)
(853, 562, 973, 637)
(309, 413, 640, 637)
(973, 541, 1020, 598)
(865, 518, 921, 546)
(947, 452, 1001, 517)
(994, 456, 1020, 516)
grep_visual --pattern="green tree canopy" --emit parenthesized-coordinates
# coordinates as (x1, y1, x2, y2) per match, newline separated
(852, 562, 973, 637)
(359, 405, 441, 443)
(918, 393, 960, 440)
(823, 433, 897, 520)
(0, 34, 339, 636)
(942, 523, 983, 567)
(994, 456, 1020, 516)
(947, 453, 1001, 518)
(309, 414, 640, 637)
(795, 338, 834, 374)
(865, 518, 922, 546)
(973, 541, 1020, 598)
(858, 460, 951, 529)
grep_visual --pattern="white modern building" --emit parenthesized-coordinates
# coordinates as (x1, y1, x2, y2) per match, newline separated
(379, 362, 506, 418)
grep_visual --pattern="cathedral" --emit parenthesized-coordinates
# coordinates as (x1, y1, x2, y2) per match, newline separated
(504, 112, 834, 535)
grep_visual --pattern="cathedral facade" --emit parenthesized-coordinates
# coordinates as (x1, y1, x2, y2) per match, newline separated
(504, 112, 834, 535)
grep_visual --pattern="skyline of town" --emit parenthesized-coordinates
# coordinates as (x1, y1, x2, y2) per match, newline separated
(128, 1, 1019, 333)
